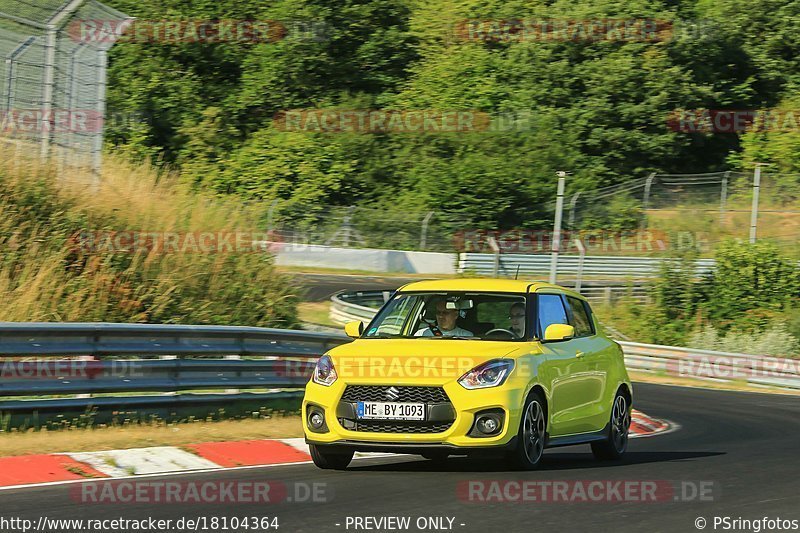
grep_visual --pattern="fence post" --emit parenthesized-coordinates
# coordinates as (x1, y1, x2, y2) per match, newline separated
(488, 236, 500, 277)
(39, 27, 57, 160)
(750, 164, 767, 243)
(719, 171, 729, 226)
(641, 172, 657, 228)
(574, 238, 586, 293)
(91, 50, 107, 182)
(40, 0, 88, 161)
(419, 211, 435, 250)
(567, 191, 581, 229)
(266, 199, 279, 233)
(549, 173, 567, 284)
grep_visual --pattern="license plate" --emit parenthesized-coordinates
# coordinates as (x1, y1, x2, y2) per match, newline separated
(356, 401, 425, 420)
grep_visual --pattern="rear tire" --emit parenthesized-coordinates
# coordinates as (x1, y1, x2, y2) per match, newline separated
(591, 390, 631, 461)
(309, 444, 354, 470)
(505, 391, 547, 470)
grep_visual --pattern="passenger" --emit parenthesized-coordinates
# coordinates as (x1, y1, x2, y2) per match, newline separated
(509, 301, 526, 338)
(415, 300, 474, 337)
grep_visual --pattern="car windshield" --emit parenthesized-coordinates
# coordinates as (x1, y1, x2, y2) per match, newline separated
(363, 292, 528, 341)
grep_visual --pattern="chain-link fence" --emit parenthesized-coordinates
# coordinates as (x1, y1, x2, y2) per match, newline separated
(560, 170, 800, 257)
(265, 203, 467, 253)
(0, 0, 130, 174)
(261, 169, 800, 257)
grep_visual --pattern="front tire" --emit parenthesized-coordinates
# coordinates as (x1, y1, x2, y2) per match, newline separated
(309, 444, 354, 470)
(505, 392, 547, 470)
(591, 391, 631, 460)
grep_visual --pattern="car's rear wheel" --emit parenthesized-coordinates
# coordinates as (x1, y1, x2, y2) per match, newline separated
(591, 391, 631, 460)
(309, 444, 354, 470)
(505, 392, 546, 470)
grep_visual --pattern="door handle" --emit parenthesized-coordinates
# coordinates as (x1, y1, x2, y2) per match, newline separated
(575, 351, 585, 358)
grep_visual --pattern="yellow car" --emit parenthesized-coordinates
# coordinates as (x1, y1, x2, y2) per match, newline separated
(302, 278, 632, 470)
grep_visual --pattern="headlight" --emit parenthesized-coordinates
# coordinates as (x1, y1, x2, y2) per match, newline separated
(312, 354, 338, 386)
(458, 359, 514, 389)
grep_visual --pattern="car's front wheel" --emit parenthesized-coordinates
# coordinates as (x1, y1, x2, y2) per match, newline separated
(591, 390, 631, 460)
(505, 392, 546, 470)
(309, 444, 354, 470)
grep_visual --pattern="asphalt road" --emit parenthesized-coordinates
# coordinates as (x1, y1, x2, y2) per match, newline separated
(2, 383, 798, 533)
(295, 273, 422, 301)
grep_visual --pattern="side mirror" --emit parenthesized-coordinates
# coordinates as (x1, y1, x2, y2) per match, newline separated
(344, 320, 364, 339)
(543, 324, 575, 342)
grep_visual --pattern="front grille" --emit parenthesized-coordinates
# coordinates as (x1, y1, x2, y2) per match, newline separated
(338, 419, 454, 433)
(341, 385, 450, 403)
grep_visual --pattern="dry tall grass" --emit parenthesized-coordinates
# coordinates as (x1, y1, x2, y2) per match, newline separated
(0, 148, 298, 325)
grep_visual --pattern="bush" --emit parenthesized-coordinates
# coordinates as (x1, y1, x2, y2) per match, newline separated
(702, 240, 800, 330)
(688, 323, 800, 357)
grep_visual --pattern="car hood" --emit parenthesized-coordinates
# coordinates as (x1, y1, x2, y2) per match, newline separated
(326, 338, 533, 380)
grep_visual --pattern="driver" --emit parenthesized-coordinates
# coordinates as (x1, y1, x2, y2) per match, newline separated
(415, 300, 474, 337)
(509, 301, 526, 338)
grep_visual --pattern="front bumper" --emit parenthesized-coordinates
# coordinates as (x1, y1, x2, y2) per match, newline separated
(302, 377, 527, 450)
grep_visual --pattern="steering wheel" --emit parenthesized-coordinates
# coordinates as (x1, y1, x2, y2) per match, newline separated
(484, 328, 518, 339)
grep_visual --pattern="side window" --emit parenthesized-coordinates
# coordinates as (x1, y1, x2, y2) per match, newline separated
(537, 294, 568, 336)
(566, 296, 594, 337)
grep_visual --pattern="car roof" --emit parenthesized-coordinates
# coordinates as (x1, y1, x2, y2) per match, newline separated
(397, 278, 586, 299)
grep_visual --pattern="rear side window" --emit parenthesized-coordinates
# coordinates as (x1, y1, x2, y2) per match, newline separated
(566, 296, 594, 337)
(537, 294, 568, 335)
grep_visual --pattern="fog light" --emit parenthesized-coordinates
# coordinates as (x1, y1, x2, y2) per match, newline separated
(306, 405, 328, 433)
(476, 415, 500, 434)
(309, 412, 324, 429)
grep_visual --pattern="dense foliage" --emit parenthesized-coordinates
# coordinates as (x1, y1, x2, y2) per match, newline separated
(102, 0, 800, 228)
(604, 240, 800, 353)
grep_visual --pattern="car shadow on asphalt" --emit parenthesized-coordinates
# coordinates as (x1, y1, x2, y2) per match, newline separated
(347, 450, 726, 473)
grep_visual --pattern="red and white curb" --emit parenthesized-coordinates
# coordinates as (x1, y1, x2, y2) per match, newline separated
(0, 410, 674, 489)
(630, 409, 678, 438)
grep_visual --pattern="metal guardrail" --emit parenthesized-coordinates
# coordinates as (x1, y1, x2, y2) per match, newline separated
(620, 341, 800, 390)
(329, 292, 799, 391)
(0, 323, 349, 415)
(0, 322, 347, 357)
(458, 253, 716, 278)
(329, 291, 391, 325)
(1, 317, 796, 421)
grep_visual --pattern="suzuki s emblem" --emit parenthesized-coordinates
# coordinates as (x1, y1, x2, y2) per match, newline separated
(385, 387, 400, 401)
